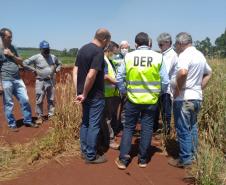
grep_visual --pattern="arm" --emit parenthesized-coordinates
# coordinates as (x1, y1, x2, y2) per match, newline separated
(174, 69, 188, 98)
(104, 61, 117, 84)
(4, 48, 23, 66)
(23, 55, 36, 69)
(75, 69, 98, 103)
(201, 62, 212, 90)
(54, 57, 62, 72)
(159, 60, 169, 93)
(104, 74, 117, 84)
(72, 66, 78, 94)
(201, 73, 212, 89)
(0, 47, 5, 61)
(116, 61, 126, 95)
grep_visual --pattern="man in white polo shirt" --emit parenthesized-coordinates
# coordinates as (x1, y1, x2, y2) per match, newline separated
(155, 33, 178, 134)
(169, 32, 212, 168)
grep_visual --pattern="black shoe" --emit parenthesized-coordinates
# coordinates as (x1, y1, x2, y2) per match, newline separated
(24, 123, 39, 128)
(85, 155, 107, 164)
(168, 158, 192, 168)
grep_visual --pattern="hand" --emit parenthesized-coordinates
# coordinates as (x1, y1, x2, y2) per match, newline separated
(173, 88, 180, 99)
(74, 94, 86, 104)
(32, 70, 37, 76)
(3, 48, 14, 57)
(0, 84, 3, 95)
(55, 66, 61, 73)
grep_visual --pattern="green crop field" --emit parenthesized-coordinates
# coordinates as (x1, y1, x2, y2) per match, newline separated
(18, 48, 75, 65)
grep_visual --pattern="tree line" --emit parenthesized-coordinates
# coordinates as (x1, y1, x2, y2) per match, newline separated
(61, 48, 78, 57)
(194, 28, 226, 58)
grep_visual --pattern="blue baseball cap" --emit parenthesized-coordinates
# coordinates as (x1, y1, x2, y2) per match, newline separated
(39, 40, 50, 49)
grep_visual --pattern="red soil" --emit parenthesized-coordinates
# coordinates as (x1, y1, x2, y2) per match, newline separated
(0, 68, 190, 185)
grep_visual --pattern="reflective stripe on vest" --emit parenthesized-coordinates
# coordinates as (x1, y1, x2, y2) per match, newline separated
(104, 56, 119, 97)
(125, 48, 162, 104)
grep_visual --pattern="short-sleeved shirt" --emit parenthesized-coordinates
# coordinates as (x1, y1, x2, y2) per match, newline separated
(162, 47, 178, 94)
(175, 46, 212, 101)
(75, 43, 105, 99)
(23, 53, 62, 79)
(0, 45, 20, 80)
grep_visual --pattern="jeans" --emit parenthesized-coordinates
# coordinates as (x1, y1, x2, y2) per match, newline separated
(80, 98, 105, 161)
(173, 100, 201, 165)
(153, 93, 172, 133)
(119, 100, 158, 165)
(2, 79, 32, 127)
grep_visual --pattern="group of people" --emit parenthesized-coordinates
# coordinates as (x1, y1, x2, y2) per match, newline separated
(0, 27, 212, 170)
(73, 28, 212, 170)
(0, 28, 62, 131)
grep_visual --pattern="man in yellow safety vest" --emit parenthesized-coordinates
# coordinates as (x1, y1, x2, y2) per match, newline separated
(115, 32, 169, 169)
(102, 41, 121, 150)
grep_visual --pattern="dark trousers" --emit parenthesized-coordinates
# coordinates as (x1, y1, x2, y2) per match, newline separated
(119, 100, 158, 165)
(153, 93, 172, 134)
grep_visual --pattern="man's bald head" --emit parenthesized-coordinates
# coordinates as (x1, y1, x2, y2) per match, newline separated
(94, 28, 111, 42)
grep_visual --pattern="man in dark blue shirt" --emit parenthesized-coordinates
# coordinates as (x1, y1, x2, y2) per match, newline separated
(73, 28, 111, 164)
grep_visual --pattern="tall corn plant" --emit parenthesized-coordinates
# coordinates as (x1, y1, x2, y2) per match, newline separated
(198, 58, 226, 150)
(191, 58, 226, 185)
(52, 73, 82, 152)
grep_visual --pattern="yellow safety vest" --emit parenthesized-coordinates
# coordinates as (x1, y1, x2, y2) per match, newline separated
(111, 54, 124, 71)
(104, 56, 119, 97)
(125, 47, 162, 104)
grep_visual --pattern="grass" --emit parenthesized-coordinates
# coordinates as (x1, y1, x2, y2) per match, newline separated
(191, 137, 225, 185)
(0, 74, 81, 181)
(159, 58, 225, 185)
(0, 58, 225, 184)
(190, 58, 226, 185)
(18, 48, 75, 65)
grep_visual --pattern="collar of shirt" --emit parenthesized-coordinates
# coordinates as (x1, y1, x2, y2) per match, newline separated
(137, 45, 150, 50)
(162, 47, 173, 55)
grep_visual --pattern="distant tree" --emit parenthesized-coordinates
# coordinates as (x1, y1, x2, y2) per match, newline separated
(62, 48, 67, 56)
(68, 48, 78, 56)
(194, 37, 214, 57)
(215, 29, 226, 58)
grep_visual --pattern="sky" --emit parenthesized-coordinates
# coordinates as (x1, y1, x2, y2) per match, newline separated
(0, 0, 226, 50)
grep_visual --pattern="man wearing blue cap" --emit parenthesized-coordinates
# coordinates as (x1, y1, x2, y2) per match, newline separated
(0, 28, 38, 131)
(23, 40, 62, 124)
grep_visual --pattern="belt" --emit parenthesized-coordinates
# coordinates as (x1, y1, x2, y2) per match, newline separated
(37, 78, 51, 81)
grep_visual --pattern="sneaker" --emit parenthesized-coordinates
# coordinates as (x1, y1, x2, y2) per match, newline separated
(48, 114, 54, 118)
(138, 162, 148, 168)
(85, 155, 107, 164)
(9, 125, 19, 132)
(109, 142, 120, 150)
(35, 117, 43, 125)
(24, 123, 39, 128)
(115, 158, 126, 170)
(168, 158, 192, 168)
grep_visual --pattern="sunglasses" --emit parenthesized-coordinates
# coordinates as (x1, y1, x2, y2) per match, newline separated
(158, 43, 164, 47)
